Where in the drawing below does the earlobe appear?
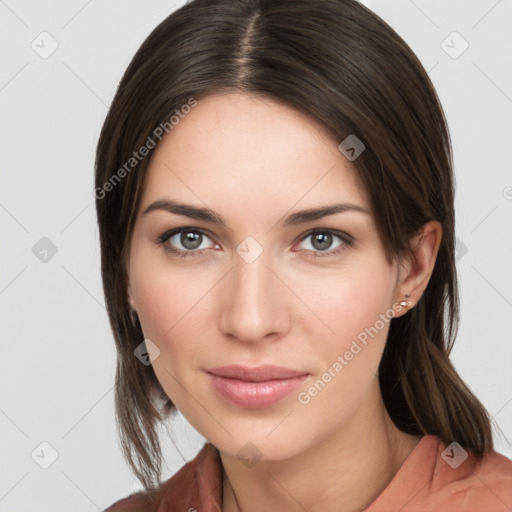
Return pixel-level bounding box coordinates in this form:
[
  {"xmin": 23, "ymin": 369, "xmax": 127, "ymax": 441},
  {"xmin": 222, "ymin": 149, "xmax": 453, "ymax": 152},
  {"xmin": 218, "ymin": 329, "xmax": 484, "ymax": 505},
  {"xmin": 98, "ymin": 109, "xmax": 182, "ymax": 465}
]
[
  {"xmin": 398, "ymin": 293, "xmax": 412, "ymax": 308},
  {"xmin": 395, "ymin": 220, "xmax": 442, "ymax": 312}
]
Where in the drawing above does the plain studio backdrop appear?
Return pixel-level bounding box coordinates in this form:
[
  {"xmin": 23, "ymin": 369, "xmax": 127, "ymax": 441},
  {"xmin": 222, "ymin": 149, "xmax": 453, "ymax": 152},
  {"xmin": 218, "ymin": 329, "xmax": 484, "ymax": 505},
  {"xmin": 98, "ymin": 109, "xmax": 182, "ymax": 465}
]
[{"xmin": 0, "ymin": 0, "xmax": 511, "ymax": 510}]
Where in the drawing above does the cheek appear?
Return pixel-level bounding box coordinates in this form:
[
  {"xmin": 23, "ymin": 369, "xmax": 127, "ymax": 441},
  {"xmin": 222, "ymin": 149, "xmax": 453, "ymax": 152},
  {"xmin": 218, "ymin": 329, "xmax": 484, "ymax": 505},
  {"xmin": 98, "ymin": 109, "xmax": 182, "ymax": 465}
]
[
  {"xmin": 294, "ymin": 260, "xmax": 396, "ymax": 354},
  {"xmin": 292, "ymin": 265, "xmax": 395, "ymax": 422},
  {"xmin": 130, "ymin": 262, "xmax": 210, "ymax": 413},
  {"xmin": 130, "ymin": 255, "xmax": 215, "ymax": 362}
]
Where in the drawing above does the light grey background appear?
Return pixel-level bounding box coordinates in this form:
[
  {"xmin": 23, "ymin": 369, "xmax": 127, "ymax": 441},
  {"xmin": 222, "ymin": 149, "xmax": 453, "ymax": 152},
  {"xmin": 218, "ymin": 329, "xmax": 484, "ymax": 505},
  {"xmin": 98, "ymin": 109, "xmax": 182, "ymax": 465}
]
[{"xmin": 1, "ymin": 0, "xmax": 511, "ymax": 510}]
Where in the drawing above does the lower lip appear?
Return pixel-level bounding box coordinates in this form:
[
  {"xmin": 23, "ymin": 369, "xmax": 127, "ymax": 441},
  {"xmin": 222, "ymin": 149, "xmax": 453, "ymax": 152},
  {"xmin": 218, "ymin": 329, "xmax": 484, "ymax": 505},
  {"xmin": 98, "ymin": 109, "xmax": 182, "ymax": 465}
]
[{"xmin": 207, "ymin": 373, "xmax": 308, "ymax": 409}]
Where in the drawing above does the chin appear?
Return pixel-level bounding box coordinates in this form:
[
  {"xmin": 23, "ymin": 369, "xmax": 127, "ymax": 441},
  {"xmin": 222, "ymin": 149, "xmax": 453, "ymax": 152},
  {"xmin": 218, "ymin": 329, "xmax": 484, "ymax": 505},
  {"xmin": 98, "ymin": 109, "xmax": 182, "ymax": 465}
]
[{"xmin": 200, "ymin": 419, "xmax": 317, "ymax": 463}]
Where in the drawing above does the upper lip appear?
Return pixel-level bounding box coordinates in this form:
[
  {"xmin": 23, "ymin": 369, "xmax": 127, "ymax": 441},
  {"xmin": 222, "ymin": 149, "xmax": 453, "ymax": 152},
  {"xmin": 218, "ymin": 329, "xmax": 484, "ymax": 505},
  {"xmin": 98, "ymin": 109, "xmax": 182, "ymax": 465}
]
[{"xmin": 206, "ymin": 364, "xmax": 309, "ymax": 382}]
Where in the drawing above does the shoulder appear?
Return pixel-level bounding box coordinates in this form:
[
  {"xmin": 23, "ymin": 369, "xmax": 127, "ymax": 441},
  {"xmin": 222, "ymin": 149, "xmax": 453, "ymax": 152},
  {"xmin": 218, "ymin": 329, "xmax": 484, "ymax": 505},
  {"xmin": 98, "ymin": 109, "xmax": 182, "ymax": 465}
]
[
  {"xmin": 432, "ymin": 446, "xmax": 512, "ymax": 511},
  {"xmin": 366, "ymin": 435, "xmax": 512, "ymax": 512},
  {"xmin": 412, "ymin": 436, "xmax": 512, "ymax": 511},
  {"xmin": 103, "ymin": 489, "xmax": 161, "ymax": 512},
  {"xmin": 103, "ymin": 442, "xmax": 222, "ymax": 512}
]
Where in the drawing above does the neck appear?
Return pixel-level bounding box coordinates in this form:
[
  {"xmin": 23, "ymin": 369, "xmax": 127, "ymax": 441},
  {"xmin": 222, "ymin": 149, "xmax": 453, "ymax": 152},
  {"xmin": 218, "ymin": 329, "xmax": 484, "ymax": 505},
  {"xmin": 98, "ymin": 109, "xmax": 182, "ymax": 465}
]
[{"xmin": 220, "ymin": 382, "xmax": 421, "ymax": 512}]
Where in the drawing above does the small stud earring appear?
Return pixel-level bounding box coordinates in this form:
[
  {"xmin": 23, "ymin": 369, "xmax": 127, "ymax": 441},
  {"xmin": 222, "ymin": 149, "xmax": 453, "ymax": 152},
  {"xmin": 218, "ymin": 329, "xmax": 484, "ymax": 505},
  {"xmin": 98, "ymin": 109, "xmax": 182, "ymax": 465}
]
[{"xmin": 398, "ymin": 293, "xmax": 412, "ymax": 307}]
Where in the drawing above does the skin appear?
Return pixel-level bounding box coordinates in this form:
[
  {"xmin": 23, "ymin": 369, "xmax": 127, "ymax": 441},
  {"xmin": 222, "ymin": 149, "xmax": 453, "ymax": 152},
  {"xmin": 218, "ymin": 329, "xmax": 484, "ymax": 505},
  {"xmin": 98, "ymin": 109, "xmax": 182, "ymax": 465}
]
[{"xmin": 127, "ymin": 92, "xmax": 442, "ymax": 512}]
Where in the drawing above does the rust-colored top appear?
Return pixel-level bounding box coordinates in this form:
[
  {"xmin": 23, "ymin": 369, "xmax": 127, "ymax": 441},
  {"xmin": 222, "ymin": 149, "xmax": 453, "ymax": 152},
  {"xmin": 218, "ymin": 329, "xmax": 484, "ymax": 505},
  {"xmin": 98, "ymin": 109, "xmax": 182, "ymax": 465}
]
[{"xmin": 104, "ymin": 434, "xmax": 512, "ymax": 512}]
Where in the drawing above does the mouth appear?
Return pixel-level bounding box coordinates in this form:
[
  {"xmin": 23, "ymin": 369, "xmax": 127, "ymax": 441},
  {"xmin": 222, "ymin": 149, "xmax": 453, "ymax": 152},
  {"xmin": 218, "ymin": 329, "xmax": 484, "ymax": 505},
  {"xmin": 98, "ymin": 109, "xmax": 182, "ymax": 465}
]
[{"xmin": 205, "ymin": 364, "xmax": 309, "ymax": 409}]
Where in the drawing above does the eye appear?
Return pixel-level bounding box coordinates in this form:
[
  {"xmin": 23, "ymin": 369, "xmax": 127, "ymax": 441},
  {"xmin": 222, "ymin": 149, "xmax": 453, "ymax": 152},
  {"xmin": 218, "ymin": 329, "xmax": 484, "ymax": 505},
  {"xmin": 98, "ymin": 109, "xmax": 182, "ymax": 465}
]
[
  {"xmin": 157, "ymin": 227, "xmax": 218, "ymax": 258},
  {"xmin": 156, "ymin": 227, "xmax": 353, "ymax": 259},
  {"xmin": 294, "ymin": 229, "xmax": 353, "ymax": 257}
]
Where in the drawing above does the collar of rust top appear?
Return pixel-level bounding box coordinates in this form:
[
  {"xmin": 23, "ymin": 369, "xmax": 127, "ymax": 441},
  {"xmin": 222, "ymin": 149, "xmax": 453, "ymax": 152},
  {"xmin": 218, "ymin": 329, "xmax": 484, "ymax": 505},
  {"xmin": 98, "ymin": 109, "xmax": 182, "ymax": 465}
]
[{"xmin": 157, "ymin": 442, "xmax": 223, "ymax": 512}]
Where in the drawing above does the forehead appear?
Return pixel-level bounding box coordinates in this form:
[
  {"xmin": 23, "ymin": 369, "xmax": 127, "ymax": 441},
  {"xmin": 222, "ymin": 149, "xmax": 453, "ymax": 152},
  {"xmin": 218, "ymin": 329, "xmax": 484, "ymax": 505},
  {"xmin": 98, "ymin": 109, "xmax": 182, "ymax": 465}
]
[{"xmin": 138, "ymin": 92, "xmax": 369, "ymax": 222}]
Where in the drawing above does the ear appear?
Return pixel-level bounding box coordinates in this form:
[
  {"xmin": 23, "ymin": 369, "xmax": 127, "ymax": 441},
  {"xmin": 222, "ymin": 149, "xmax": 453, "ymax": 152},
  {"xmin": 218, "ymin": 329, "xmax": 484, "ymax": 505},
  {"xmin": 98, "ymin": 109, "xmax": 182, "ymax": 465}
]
[{"xmin": 394, "ymin": 220, "xmax": 442, "ymax": 317}]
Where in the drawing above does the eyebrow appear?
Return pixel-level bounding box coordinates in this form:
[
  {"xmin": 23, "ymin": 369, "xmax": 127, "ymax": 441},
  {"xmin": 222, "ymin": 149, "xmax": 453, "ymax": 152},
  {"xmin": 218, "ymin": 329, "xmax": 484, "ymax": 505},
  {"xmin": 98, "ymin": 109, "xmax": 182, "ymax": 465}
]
[{"xmin": 142, "ymin": 199, "xmax": 370, "ymax": 227}]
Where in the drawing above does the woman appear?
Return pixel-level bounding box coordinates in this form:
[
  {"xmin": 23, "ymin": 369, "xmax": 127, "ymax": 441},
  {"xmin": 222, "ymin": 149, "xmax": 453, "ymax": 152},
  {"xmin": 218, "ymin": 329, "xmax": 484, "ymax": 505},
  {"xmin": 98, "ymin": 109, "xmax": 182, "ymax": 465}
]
[{"xmin": 95, "ymin": 0, "xmax": 512, "ymax": 510}]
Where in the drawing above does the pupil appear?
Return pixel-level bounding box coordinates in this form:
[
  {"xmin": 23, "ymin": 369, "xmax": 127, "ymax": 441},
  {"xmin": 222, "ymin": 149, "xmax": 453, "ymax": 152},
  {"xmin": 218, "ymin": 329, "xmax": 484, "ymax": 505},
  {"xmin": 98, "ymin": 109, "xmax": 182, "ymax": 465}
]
[
  {"xmin": 312, "ymin": 232, "xmax": 332, "ymax": 251},
  {"xmin": 181, "ymin": 231, "xmax": 202, "ymax": 250}
]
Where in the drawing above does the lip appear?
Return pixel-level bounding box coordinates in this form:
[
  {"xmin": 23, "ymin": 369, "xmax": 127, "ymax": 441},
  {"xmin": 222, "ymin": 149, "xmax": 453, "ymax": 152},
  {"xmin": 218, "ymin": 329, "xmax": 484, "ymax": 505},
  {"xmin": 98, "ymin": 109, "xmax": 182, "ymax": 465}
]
[{"xmin": 206, "ymin": 364, "xmax": 309, "ymax": 409}]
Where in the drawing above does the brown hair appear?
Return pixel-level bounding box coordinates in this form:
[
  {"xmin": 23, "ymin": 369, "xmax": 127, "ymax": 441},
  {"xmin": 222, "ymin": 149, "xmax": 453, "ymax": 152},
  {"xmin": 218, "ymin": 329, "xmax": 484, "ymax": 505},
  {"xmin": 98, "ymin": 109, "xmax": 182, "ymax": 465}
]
[{"xmin": 95, "ymin": 0, "xmax": 496, "ymax": 492}]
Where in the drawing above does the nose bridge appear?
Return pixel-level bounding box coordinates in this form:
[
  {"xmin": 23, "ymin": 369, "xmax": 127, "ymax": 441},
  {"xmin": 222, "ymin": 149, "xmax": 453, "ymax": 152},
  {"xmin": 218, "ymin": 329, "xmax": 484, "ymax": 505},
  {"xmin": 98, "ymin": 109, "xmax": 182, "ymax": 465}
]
[{"xmin": 219, "ymin": 243, "xmax": 287, "ymax": 342}]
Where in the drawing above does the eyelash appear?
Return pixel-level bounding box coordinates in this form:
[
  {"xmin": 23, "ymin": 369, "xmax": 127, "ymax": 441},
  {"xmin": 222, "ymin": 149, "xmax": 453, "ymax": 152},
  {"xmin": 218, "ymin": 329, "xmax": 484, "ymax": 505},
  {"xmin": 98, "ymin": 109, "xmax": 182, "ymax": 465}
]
[{"xmin": 156, "ymin": 227, "xmax": 354, "ymax": 259}]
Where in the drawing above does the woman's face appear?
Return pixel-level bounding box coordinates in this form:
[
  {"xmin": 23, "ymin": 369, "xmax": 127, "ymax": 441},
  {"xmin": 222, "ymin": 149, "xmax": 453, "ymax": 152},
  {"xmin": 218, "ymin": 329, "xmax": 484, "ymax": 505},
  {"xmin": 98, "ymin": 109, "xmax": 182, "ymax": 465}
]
[{"xmin": 127, "ymin": 92, "xmax": 404, "ymax": 460}]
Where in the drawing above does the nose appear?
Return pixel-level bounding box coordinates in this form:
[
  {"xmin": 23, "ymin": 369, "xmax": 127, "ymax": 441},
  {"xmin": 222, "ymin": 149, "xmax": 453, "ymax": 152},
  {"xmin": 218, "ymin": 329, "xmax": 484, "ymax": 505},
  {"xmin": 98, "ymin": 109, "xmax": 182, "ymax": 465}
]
[{"xmin": 218, "ymin": 247, "xmax": 291, "ymax": 344}]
